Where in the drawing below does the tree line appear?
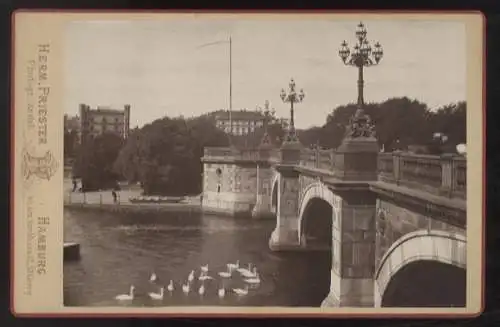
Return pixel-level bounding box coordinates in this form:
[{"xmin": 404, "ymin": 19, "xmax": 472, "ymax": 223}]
[{"xmin": 65, "ymin": 96, "xmax": 466, "ymax": 195}]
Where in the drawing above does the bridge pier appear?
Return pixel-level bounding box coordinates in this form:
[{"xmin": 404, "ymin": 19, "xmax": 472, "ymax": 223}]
[
  {"xmin": 252, "ymin": 194, "xmax": 274, "ymax": 219},
  {"xmin": 321, "ymin": 190, "xmax": 378, "ymax": 307},
  {"xmin": 269, "ymin": 168, "xmax": 306, "ymax": 250},
  {"xmin": 319, "ymin": 130, "xmax": 380, "ymax": 307},
  {"xmin": 269, "ymin": 142, "xmax": 306, "ymax": 251},
  {"xmin": 251, "ymin": 160, "xmax": 275, "ymax": 220}
]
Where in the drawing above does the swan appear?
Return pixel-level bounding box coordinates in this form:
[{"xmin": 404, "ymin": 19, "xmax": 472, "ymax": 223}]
[
  {"xmin": 115, "ymin": 285, "xmax": 135, "ymax": 301},
  {"xmin": 201, "ymin": 264, "xmax": 208, "ymax": 273},
  {"xmin": 167, "ymin": 280, "xmax": 174, "ymax": 292},
  {"xmin": 148, "ymin": 286, "xmax": 164, "ymax": 300},
  {"xmin": 227, "ymin": 260, "xmax": 239, "ymax": 271},
  {"xmin": 218, "ymin": 287, "xmax": 225, "ymax": 298},
  {"xmin": 188, "ymin": 270, "xmax": 195, "ymax": 282},
  {"xmin": 182, "ymin": 282, "xmax": 190, "ymax": 294},
  {"xmin": 232, "ymin": 285, "xmax": 249, "ymax": 296},
  {"xmin": 218, "ymin": 267, "xmax": 232, "ymax": 278},
  {"xmin": 149, "ymin": 272, "xmax": 157, "ymax": 282},
  {"xmin": 198, "ymin": 283, "xmax": 205, "ymax": 295},
  {"xmin": 241, "ymin": 267, "xmax": 258, "ymax": 279},
  {"xmin": 237, "ymin": 263, "xmax": 253, "ymax": 275},
  {"xmin": 244, "ymin": 274, "xmax": 261, "ymax": 284},
  {"xmin": 199, "ymin": 274, "xmax": 214, "ymax": 281}
]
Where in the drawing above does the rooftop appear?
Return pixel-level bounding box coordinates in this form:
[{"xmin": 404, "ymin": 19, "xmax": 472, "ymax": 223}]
[
  {"xmin": 88, "ymin": 107, "xmax": 126, "ymax": 115},
  {"xmin": 213, "ymin": 109, "xmax": 266, "ymax": 121}
]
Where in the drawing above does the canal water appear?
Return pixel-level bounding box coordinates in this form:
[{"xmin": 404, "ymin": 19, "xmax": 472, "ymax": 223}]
[{"xmin": 63, "ymin": 209, "xmax": 332, "ymax": 307}]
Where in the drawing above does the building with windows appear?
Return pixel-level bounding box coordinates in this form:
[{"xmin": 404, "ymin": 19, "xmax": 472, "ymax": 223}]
[
  {"xmin": 64, "ymin": 114, "xmax": 81, "ymax": 140},
  {"xmin": 79, "ymin": 103, "xmax": 131, "ymax": 142},
  {"xmin": 213, "ymin": 109, "xmax": 267, "ymax": 136}
]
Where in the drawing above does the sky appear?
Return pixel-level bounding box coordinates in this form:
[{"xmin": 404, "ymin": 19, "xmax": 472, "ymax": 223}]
[{"xmin": 64, "ymin": 16, "xmax": 466, "ymax": 129}]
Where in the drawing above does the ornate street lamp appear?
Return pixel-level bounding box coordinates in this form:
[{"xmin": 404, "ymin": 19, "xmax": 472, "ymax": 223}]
[
  {"xmin": 258, "ymin": 100, "xmax": 274, "ymax": 146},
  {"xmin": 280, "ymin": 78, "xmax": 305, "ymax": 143},
  {"xmin": 339, "ymin": 22, "xmax": 383, "ymax": 138}
]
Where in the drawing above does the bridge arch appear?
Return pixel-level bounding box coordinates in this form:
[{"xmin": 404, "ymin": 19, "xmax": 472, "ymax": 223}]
[
  {"xmin": 270, "ymin": 172, "xmax": 279, "ymax": 214},
  {"xmin": 296, "ymin": 182, "xmax": 339, "ymax": 303},
  {"xmin": 297, "ymin": 182, "xmax": 338, "ymax": 245},
  {"xmin": 375, "ymin": 230, "xmax": 467, "ymax": 307}
]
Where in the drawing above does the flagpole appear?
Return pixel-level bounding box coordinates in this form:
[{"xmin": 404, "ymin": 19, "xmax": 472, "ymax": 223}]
[
  {"xmin": 229, "ymin": 36, "xmax": 233, "ymax": 143},
  {"xmin": 195, "ymin": 37, "xmax": 233, "ymax": 146}
]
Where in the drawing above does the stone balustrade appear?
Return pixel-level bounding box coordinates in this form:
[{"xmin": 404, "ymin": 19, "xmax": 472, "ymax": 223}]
[
  {"xmin": 300, "ymin": 148, "xmax": 336, "ymax": 171},
  {"xmin": 203, "ymin": 146, "xmax": 466, "ymax": 199},
  {"xmin": 378, "ymin": 151, "xmax": 466, "ymax": 199}
]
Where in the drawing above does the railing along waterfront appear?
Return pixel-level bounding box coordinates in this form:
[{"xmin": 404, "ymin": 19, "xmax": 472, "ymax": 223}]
[{"xmin": 378, "ymin": 152, "xmax": 466, "ymax": 199}]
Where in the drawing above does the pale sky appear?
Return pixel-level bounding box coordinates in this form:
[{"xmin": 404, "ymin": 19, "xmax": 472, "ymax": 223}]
[{"xmin": 64, "ymin": 17, "xmax": 466, "ymax": 129}]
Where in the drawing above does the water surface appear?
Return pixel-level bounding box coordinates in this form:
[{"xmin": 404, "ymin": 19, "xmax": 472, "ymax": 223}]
[{"xmin": 63, "ymin": 209, "xmax": 332, "ymax": 307}]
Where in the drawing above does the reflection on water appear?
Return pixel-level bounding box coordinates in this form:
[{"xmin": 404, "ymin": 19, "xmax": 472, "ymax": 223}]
[{"xmin": 64, "ymin": 209, "xmax": 331, "ymax": 307}]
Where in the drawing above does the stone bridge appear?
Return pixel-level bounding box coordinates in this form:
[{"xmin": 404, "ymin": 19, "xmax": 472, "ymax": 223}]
[{"xmin": 201, "ymin": 135, "xmax": 466, "ymax": 308}]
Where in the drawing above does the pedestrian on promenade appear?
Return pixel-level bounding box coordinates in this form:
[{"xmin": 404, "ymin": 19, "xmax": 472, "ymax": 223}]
[{"xmin": 112, "ymin": 190, "xmax": 118, "ymax": 204}]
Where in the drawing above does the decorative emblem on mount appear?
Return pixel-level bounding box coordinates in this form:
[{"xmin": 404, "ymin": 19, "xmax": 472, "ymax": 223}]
[
  {"xmin": 22, "ymin": 149, "xmax": 59, "ymax": 181},
  {"xmin": 345, "ymin": 108, "xmax": 376, "ymax": 138}
]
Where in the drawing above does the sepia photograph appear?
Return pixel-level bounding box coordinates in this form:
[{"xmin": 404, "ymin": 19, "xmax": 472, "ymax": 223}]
[{"xmin": 13, "ymin": 12, "xmax": 483, "ymax": 316}]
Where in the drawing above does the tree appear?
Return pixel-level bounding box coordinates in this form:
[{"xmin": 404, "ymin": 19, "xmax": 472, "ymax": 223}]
[
  {"xmin": 310, "ymin": 97, "xmax": 465, "ymax": 153},
  {"xmin": 113, "ymin": 115, "xmax": 229, "ymax": 196},
  {"xmin": 64, "ymin": 129, "xmax": 79, "ymax": 159},
  {"xmin": 427, "ymin": 101, "xmax": 466, "ymax": 145},
  {"xmin": 73, "ymin": 133, "xmax": 124, "ymax": 191}
]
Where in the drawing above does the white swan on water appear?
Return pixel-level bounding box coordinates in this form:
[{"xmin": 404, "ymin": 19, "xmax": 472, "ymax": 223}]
[
  {"xmin": 244, "ymin": 274, "xmax": 261, "ymax": 284},
  {"xmin": 198, "ymin": 283, "xmax": 205, "ymax": 295},
  {"xmin": 182, "ymin": 282, "xmax": 190, "ymax": 294},
  {"xmin": 188, "ymin": 270, "xmax": 195, "ymax": 282},
  {"xmin": 237, "ymin": 263, "xmax": 253, "ymax": 275},
  {"xmin": 149, "ymin": 272, "xmax": 157, "ymax": 282},
  {"xmin": 227, "ymin": 260, "xmax": 239, "ymax": 271},
  {"xmin": 200, "ymin": 264, "xmax": 208, "ymax": 273},
  {"xmin": 232, "ymin": 285, "xmax": 249, "ymax": 296},
  {"xmin": 241, "ymin": 267, "xmax": 258, "ymax": 279},
  {"xmin": 115, "ymin": 285, "xmax": 135, "ymax": 301},
  {"xmin": 199, "ymin": 274, "xmax": 214, "ymax": 281},
  {"xmin": 148, "ymin": 286, "xmax": 164, "ymax": 300},
  {"xmin": 167, "ymin": 280, "xmax": 174, "ymax": 292},
  {"xmin": 218, "ymin": 267, "xmax": 232, "ymax": 278}
]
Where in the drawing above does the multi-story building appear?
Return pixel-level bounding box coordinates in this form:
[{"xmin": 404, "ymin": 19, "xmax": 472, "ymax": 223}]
[
  {"xmin": 213, "ymin": 109, "xmax": 267, "ymax": 136},
  {"xmin": 79, "ymin": 103, "xmax": 131, "ymax": 142},
  {"xmin": 63, "ymin": 114, "xmax": 81, "ymax": 163},
  {"xmin": 64, "ymin": 114, "xmax": 80, "ymax": 132},
  {"xmin": 64, "ymin": 114, "xmax": 81, "ymax": 141}
]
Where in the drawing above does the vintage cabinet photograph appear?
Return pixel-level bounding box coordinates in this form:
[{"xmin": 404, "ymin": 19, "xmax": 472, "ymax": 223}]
[{"xmin": 12, "ymin": 11, "xmax": 484, "ymax": 316}]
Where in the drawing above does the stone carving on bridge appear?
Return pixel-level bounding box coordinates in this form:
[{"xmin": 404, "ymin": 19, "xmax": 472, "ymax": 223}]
[{"xmin": 345, "ymin": 108, "xmax": 376, "ymax": 138}]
